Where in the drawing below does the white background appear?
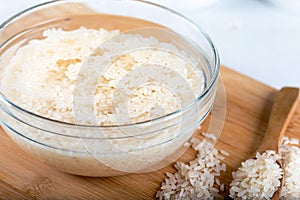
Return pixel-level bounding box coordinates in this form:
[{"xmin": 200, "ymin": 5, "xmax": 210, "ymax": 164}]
[{"xmin": 0, "ymin": 0, "xmax": 299, "ymax": 89}]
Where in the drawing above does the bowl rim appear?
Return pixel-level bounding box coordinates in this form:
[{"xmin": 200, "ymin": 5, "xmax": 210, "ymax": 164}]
[{"xmin": 0, "ymin": 0, "xmax": 220, "ymax": 128}]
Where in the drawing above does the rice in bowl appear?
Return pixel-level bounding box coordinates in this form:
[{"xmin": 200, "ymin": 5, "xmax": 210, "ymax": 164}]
[{"xmin": 0, "ymin": 26, "xmax": 217, "ymax": 176}]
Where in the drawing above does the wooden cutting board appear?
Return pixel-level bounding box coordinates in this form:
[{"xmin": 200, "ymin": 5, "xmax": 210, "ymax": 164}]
[
  {"xmin": 0, "ymin": 2, "xmax": 299, "ymax": 199},
  {"xmin": 0, "ymin": 67, "xmax": 299, "ymax": 200}
]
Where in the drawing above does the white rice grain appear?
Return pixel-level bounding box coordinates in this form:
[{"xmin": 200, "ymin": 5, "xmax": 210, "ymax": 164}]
[
  {"xmin": 229, "ymin": 150, "xmax": 283, "ymax": 200},
  {"xmin": 157, "ymin": 135, "xmax": 228, "ymax": 200},
  {"xmin": 220, "ymin": 184, "xmax": 225, "ymax": 192},
  {"xmin": 279, "ymin": 136, "xmax": 300, "ymax": 199},
  {"xmin": 220, "ymin": 150, "xmax": 230, "ymax": 157},
  {"xmin": 202, "ymin": 132, "xmax": 217, "ymax": 141}
]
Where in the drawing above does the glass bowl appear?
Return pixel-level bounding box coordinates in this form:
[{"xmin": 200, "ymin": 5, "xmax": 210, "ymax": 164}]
[{"xmin": 0, "ymin": 0, "xmax": 220, "ymax": 177}]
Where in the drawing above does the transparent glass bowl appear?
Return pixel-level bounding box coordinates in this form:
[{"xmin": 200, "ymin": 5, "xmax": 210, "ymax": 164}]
[{"xmin": 0, "ymin": 0, "xmax": 220, "ymax": 177}]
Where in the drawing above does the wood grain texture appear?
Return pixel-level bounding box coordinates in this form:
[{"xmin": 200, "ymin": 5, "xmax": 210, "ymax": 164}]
[
  {"xmin": 0, "ymin": 66, "xmax": 299, "ymax": 199},
  {"xmin": 256, "ymin": 87, "xmax": 299, "ymax": 154}
]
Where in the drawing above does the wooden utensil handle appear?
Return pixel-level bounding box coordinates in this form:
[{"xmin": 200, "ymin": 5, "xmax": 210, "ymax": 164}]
[{"xmin": 256, "ymin": 87, "xmax": 299, "ymax": 153}]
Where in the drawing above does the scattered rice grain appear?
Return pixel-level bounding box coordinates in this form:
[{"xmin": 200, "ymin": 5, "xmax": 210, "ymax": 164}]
[
  {"xmin": 201, "ymin": 132, "xmax": 217, "ymax": 141},
  {"xmin": 220, "ymin": 150, "xmax": 230, "ymax": 157},
  {"xmin": 157, "ymin": 135, "xmax": 228, "ymax": 200}
]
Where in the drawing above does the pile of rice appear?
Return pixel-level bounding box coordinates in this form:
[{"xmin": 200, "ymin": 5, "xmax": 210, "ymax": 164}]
[
  {"xmin": 229, "ymin": 136, "xmax": 300, "ymax": 200},
  {"xmin": 280, "ymin": 136, "xmax": 300, "ymax": 199},
  {"xmin": 229, "ymin": 150, "xmax": 283, "ymax": 199},
  {"xmin": 0, "ymin": 27, "xmax": 204, "ymax": 125},
  {"xmin": 0, "ymin": 27, "xmax": 208, "ymax": 175},
  {"xmin": 156, "ymin": 133, "xmax": 228, "ymax": 200}
]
